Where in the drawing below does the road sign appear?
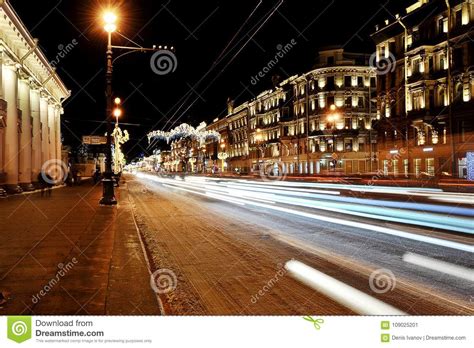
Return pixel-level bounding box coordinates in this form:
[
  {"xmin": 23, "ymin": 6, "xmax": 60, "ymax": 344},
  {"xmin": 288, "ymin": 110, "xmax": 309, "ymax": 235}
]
[{"xmin": 82, "ymin": 135, "xmax": 107, "ymax": 145}]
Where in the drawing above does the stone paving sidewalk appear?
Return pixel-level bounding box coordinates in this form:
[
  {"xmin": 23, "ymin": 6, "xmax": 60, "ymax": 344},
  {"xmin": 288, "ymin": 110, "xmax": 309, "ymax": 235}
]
[{"xmin": 0, "ymin": 180, "xmax": 161, "ymax": 315}]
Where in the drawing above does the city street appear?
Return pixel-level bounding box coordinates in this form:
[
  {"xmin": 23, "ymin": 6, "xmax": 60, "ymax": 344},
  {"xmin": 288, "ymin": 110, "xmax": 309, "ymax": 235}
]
[{"xmin": 127, "ymin": 173, "xmax": 474, "ymax": 315}]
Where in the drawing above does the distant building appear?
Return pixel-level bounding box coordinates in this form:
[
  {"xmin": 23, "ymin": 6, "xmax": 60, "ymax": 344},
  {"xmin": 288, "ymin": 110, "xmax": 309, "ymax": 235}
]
[
  {"xmin": 294, "ymin": 48, "xmax": 377, "ymax": 175},
  {"xmin": 372, "ymin": 0, "xmax": 474, "ymax": 178},
  {"xmin": 206, "ymin": 48, "xmax": 377, "ymax": 176},
  {"xmin": 0, "ymin": 0, "xmax": 70, "ymax": 193}
]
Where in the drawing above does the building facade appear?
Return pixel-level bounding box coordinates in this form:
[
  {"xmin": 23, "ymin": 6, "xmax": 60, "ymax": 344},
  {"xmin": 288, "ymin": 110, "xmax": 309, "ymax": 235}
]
[
  {"xmin": 0, "ymin": 0, "xmax": 70, "ymax": 193},
  {"xmin": 206, "ymin": 48, "xmax": 377, "ymax": 176},
  {"xmin": 372, "ymin": 0, "xmax": 474, "ymax": 178}
]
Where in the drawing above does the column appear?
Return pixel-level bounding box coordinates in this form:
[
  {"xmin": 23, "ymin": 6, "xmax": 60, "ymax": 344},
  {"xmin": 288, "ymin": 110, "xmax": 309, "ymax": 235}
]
[
  {"xmin": 55, "ymin": 107, "xmax": 61, "ymax": 162},
  {"xmin": 30, "ymin": 87, "xmax": 42, "ymax": 182},
  {"xmin": 18, "ymin": 77, "xmax": 34, "ymax": 190},
  {"xmin": 0, "ymin": 47, "xmax": 4, "ymax": 100},
  {"xmin": 3, "ymin": 65, "xmax": 21, "ymax": 193},
  {"xmin": 40, "ymin": 94, "xmax": 49, "ymax": 165},
  {"xmin": 47, "ymin": 103, "xmax": 56, "ymax": 161},
  {"xmin": 0, "ymin": 49, "xmax": 6, "ymax": 195}
]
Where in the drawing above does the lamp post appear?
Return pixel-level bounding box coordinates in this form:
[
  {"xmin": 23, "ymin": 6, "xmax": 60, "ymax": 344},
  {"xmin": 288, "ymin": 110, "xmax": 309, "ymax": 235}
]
[
  {"xmin": 100, "ymin": 11, "xmax": 118, "ymax": 205},
  {"xmin": 99, "ymin": 10, "xmax": 172, "ymax": 205},
  {"xmin": 201, "ymin": 146, "xmax": 207, "ymax": 173},
  {"xmin": 218, "ymin": 141, "xmax": 228, "ymax": 173}
]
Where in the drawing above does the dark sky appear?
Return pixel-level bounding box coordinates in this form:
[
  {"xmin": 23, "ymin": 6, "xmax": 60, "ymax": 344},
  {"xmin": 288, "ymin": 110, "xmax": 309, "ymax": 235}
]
[{"xmin": 11, "ymin": 0, "xmax": 411, "ymax": 160}]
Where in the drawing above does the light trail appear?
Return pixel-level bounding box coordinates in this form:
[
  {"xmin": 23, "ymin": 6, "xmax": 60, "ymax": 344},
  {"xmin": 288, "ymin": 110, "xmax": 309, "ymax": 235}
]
[
  {"xmin": 136, "ymin": 173, "xmax": 474, "ymax": 253},
  {"xmin": 285, "ymin": 260, "xmax": 406, "ymax": 315},
  {"xmin": 142, "ymin": 174, "xmax": 473, "ymax": 233},
  {"xmin": 402, "ymin": 253, "xmax": 474, "ymax": 282}
]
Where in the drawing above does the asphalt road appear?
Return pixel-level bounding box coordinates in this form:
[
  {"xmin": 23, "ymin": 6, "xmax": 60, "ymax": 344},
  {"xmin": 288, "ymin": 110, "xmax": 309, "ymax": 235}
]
[{"xmin": 126, "ymin": 172, "xmax": 474, "ymax": 315}]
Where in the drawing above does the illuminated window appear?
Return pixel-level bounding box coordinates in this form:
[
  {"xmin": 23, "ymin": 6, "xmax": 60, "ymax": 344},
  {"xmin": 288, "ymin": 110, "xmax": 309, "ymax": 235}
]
[
  {"xmin": 417, "ymin": 130, "xmax": 426, "ymax": 145},
  {"xmin": 426, "ymin": 158, "xmax": 435, "ymax": 176},
  {"xmin": 438, "ymin": 17, "xmax": 448, "ymax": 33},
  {"xmin": 415, "ymin": 158, "xmax": 421, "ymax": 178},
  {"xmin": 432, "ymin": 130, "xmax": 439, "ymax": 144}
]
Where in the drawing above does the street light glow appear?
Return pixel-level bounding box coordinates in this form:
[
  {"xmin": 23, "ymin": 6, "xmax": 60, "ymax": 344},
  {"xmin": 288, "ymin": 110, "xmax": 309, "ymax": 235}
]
[
  {"xmin": 104, "ymin": 23, "xmax": 117, "ymax": 33},
  {"xmin": 114, "ymin": 97, "xmax": 121, "ymax": 105},
  {"xmin": 103, "ymin": 11, "xmax": 117, "ymax": 24},
  {"xmin": 113, "ymin": 108, "xmax": 122, "ymax": 118},
  {"xmin": 103, "ymin": 11, "xmax": 117, "ymax": 32}
]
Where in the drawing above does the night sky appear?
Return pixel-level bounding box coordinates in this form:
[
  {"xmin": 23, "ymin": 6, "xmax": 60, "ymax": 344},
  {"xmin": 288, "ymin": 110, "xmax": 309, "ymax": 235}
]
[{"xmin": 12, "ymin": 0, "xmax": 412, "ymax": 160}]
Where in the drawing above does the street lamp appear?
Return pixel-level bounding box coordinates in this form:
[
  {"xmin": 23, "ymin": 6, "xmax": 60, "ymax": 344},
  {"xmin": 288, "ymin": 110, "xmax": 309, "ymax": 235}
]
[
  {"xmin": 218, "ymin": 141, "xmax": 228, "ymax": 173},
  {"xmin": 99, "ymin": 10, "xmax": 118, "ymax": 205},
  {"xmin": 113, "ymin": 98, "xmax": 122, "ymax": 125},
  {"xmin": 99, "ymin": 9, "xmax": 172, "ymax": 205}
]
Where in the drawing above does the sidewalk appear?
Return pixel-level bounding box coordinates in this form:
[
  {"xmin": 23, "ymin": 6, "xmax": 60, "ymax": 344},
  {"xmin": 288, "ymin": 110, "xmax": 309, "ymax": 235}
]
[{"xmin": 0, "ymin": 180, "xmax": 161, "ymax": 315}]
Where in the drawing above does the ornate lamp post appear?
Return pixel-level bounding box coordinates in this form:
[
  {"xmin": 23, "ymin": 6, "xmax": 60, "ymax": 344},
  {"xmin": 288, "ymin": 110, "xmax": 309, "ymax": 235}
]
[
  {"xmin": 99, "ymin": 11, "xmax": 118, "ymax": 205},
  {"xmin": 189, "ymin": 158, "xmax": 196, "ymax": 172},
  {"xmin": 99, "ymin": 10, "xmax": 169, "ymax": 205},
  {"xmin": 218, "ymin": 141, "xmax": 228, "ymax": 173}
]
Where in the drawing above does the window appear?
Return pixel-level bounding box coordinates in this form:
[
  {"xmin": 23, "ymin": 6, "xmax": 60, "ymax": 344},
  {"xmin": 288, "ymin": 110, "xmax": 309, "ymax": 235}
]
[
  {"xmin": 327, "ymin": 96, "xmax": 334, "ymax": 107},
  {"xmin": 412, "ymin": 58, "xmax": 420, "ymax": 74},
  {"xmin": 426, "ymin": 158, "xmax": 435, "ymax": 176},
  {"xmin": 393, "ymin": 159, "xmax": 399, "ymax": 176},
  {"xmin": 438, "ymin": 17, "xmax": 448, "ymax": 33},
  {"xmin": 413, "ymin": 91, "xmax": 425, "ymax": 110},
  {"xmin": 345, "ymin": 96, "xmax": 352, "ymax": 107},
  {"xmin": 327, "ymin": 56, "xmax": 334, "ymax": 65},
  {"xmin": 327, "ymin": 76, "xmax": 335, "ymax": 90},
  {"xmin": 345, "ymin": 76, "xmax": 351, "ymax": 87},
  {"xmin": 415, "ymin": 158, "xmax": 422, "ymax": 178},
  {"xmin": 403, "ymin": 159, "xmax": 409, "ymax": 177},
  {"xmin": 455, "ymin": 9, "xmax": 462, "ymax": 27},
  {"xmin": 345, "ymin": 139, "xmax": 353, "ymax": 151}
]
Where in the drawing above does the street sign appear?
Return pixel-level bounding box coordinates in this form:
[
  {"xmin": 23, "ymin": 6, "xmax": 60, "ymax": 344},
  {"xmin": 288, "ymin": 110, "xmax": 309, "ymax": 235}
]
[{"xmin": 82, "ymin": 135, "xmax": 107, "ymax": 145}]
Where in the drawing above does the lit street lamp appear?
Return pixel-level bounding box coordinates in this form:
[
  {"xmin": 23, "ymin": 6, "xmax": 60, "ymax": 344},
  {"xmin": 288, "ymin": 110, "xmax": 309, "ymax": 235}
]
[
  {"xmin": 99, "ymin": 10, "xmax": 118, "ymax": 205},
  {"xmin": 99, "ymin": 10, "xmax": 172, "ymax": 205},
  {"xmin": 218, "ymin": 141, "xmax": 228, "ymax": 173}
]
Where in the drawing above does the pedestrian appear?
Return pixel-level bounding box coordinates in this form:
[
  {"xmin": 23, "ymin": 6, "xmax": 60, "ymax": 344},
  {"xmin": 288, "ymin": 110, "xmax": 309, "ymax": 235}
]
[
  {"xmin": 37, "ymin": 171, "xmax": 52, "ymax": 197},
  {"xmin": 93, "ymin": 168, "xmax": 101, "ymax": 184},
  {"xmin": 66, "ymin": 164, "xmax": 73, "ymax": 186}
]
